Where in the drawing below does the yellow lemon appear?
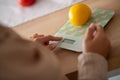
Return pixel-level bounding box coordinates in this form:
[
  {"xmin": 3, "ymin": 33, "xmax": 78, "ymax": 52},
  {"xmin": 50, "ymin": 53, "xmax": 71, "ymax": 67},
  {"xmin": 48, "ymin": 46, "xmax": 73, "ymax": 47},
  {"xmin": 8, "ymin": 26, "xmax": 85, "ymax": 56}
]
[{"xmin": 69, "ymin": 3, "xmax": 91, "ymax": 26}]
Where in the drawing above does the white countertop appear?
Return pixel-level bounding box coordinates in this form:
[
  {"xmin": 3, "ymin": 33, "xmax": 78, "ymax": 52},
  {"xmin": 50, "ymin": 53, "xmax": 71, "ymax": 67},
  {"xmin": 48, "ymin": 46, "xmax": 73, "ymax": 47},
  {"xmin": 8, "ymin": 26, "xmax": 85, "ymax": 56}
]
[{"xmin": 0, "ymin": 0, "xmax": 83, "ymax": 27}]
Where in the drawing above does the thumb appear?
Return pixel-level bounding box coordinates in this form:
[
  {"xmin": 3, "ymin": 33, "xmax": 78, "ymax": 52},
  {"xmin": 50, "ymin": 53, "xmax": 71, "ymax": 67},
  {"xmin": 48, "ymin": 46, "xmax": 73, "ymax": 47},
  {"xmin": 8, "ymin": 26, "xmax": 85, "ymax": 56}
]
[
  {"xmin": 94, "ymin": 25, "xmax": 105, "ymax": 39},
  {"xmin": 85, "ymin": 23, "xmax": 96, "ymax": 40}
]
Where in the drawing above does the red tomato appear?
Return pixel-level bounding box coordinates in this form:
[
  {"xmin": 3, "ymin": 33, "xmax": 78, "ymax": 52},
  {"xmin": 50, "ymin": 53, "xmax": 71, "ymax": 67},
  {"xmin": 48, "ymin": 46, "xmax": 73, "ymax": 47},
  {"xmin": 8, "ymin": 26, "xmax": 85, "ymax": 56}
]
[{"xmin": 18, "ymin": 0, "xmax": 36, "ymax": 7}]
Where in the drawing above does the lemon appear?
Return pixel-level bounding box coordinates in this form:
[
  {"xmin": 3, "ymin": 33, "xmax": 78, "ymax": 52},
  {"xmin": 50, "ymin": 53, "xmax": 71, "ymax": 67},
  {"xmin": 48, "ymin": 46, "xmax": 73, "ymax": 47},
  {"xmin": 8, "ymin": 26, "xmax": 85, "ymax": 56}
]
[{"xmin": 69, "ymin": 3, "xmax": 91, "ymax": 26}]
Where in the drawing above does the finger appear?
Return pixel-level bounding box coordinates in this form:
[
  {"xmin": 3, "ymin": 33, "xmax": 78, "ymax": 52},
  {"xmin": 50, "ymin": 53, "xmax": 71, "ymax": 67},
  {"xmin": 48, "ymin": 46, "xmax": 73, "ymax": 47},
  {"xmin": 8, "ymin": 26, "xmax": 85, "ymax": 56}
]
[
  {"xmin": 33, "ymin": 33, "xmax": 44, "ymax": 38},
  {"xmin": 37, "ymin": 35, "xmax": 44, "ymax": 38},
  {"xmin": 96, "ymin": 25, "xmax": 104, "ymax": 33},
  {"xmin": 47, "ymin": 43, "xmax": 57, "ymax": 50},
  {"xmin": 30, "ymin": 33, "xmax": 39, "ymax": 39},
  {"xmin": 85, "ymin": 23, "xmax": 96, "ymax": 40},
  {"xmin": 42, "ymin": 35, "xmax": 62, "ymax": 42},
  {"xmin": 33, "ymin": 33, "xmax": 39, "ymax": 38},
  {"xmin": 32, "ymin": 38, "xmax": 40, "ymax": 42},
  {"xmin": 30, "ymin": 33, "xmax": 38, "ymax": 40},
  {"xmin": 30, "ymin": 33, "xmax": 44, "ymax": 41},
  {"xmin": 94, "ymin": 25, "xmax": 105, "ymax": 39}
]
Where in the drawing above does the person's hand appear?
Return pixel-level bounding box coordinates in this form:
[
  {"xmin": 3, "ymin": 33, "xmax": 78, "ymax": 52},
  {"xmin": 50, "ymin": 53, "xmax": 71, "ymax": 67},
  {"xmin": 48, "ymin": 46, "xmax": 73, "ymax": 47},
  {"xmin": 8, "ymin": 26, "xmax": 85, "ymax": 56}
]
[
  {"xmin": 83, "ymin": 23, "xmax": 111, "ymax": 59},
  {"xmin": 30, "ymin": 33, "xmax": 62, "ymax": 50}
]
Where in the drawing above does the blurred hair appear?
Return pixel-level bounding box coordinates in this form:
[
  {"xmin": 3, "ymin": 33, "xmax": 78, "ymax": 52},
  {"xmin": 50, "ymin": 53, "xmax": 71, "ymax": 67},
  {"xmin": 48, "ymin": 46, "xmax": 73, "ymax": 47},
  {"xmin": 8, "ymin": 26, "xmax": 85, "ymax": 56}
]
[{"xmin": 0, "ymin": 24, "xmax": 21, "ymax": 44}]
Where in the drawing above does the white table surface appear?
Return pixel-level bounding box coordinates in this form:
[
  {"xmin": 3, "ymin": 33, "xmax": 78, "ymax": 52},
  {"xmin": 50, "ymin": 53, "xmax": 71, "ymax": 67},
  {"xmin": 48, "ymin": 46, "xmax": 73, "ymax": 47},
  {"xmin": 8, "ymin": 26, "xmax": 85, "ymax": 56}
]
[{"xmin": 0, "ymin": 0, "xmax": 83, "ymax": 27}]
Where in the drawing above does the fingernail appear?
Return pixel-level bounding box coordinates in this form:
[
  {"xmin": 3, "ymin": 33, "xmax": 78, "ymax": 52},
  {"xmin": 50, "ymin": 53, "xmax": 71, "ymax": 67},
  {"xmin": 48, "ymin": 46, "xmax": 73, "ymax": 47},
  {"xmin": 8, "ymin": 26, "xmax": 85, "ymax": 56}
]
[{"xmin": 89, "ymin": 23, "xmax": 96, "ymax": 29}]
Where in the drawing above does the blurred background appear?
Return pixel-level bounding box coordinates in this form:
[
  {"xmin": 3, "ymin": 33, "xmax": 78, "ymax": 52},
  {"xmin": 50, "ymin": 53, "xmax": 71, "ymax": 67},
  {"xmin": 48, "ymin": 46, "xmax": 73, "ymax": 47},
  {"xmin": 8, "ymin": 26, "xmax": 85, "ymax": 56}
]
[{"xmin": 0, "ymin": 0, "xmax": 83, "ymax": 27}]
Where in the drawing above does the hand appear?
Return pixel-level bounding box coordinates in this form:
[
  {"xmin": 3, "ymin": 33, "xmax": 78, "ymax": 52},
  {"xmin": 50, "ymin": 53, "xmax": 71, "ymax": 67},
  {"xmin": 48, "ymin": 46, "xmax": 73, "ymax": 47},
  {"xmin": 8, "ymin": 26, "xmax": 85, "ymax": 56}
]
[
  {"xmin": 83, "ymin": 23, "xmax": 111, "ymax": 59},
  {"xmin": 30, "ymin": 33, "xmax": 62, "ymax": 50}
]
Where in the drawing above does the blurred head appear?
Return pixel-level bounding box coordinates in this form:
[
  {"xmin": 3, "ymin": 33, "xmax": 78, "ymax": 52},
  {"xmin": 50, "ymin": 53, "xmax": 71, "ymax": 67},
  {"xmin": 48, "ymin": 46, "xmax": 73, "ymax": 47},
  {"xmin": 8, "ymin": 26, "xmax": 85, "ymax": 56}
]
[{"xmin": 0, "ymin": 24, "xmax": 61, "ymax": 80}]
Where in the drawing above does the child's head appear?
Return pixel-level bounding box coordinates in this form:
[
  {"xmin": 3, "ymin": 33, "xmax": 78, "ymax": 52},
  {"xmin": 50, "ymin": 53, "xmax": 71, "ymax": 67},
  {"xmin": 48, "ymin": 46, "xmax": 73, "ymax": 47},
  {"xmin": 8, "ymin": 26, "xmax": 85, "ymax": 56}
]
[{"xmin": 0, "ymin": 24, "xmax": 61, "ymax": 80}]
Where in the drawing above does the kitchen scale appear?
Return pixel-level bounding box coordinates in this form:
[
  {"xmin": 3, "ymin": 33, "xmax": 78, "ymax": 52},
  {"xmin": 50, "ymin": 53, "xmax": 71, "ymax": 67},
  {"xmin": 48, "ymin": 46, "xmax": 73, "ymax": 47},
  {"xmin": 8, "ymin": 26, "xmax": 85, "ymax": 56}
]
[{"xmin": 55, "ymin": 8, "xmax": 115, "ymax": 52}]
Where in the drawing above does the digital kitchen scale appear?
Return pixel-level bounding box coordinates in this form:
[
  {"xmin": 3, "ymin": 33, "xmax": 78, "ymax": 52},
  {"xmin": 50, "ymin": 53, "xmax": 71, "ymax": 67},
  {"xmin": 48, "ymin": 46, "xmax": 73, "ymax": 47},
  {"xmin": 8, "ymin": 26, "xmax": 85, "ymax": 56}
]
[{"xmin": 55, "ymin": 8, "xmax": 115, "ymax": 52}]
